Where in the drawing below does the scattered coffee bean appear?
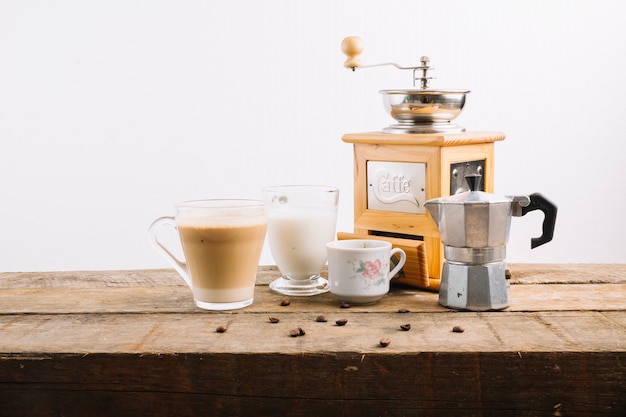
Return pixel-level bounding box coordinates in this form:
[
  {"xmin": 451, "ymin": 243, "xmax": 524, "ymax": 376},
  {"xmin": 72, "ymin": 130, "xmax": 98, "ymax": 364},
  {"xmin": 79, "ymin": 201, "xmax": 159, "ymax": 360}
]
[
  {"xmin": 379, "ymin": 338, "xmax": 391, "ymax": 347},
  {"xmin": 280, "ymin": 298, "xmax": 291, "ymax": 306},
  {"xmin": 216, "ymin": 325, "xmax": 228, "ymax": 333},
  {"xmin": 452, "ymin": 325, "xmax": 465, "ymax": 333},
  {"xmin": 340, "ymin": 302, "xmax": 351, "ymax": 309},
  {"xmin": 400, "ymin": 323, "xmax": 411, "ymax": 331},
  {"xmin": 315, "ymin": 315, "xmax": 328, "ymax": 322},
  {"xmin": 289, "ymin": 327, "xmax": 305, "ymax": 337},
  {"xmin": 268, "ymin": 317, "xmax": 280, "ymax": 323},
  {"xmin": 335, "ymin": 318, "xmax": 348, "ymax": 326},
  {"xmin": 397, "ymin": 308, "xmax": 410, "ymax": 313}
]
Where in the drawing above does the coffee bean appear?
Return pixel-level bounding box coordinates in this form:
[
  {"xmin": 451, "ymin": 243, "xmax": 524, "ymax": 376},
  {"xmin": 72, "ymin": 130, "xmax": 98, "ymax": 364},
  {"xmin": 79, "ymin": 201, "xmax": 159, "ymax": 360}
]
[
  {"xmin": 379, "ymin": 338, "xmax": 391, "ymax": 347},
  {"xmin": 340, "ymin": 302, "xmax": 351, "ymax": 309},
  {"xmin": 289, "ymin": 327, "xmax": 306, "ymax": 337},
  {"xmin": 335, "ymin": 319, "xmax": 348, "ymax": 326},
  {"xmin": 280, "ymin": 299, "xmax": 291, "ymax": 306},
  {"xmin": 315, "ymin": 315, "xmax": 328, "ymax": 322},
  {"xmin": 400, "ymin": 324, "xmax": 411, "ymax": 331},
  {"xmin": 268, "ymin": 317, "xmax": 280, "ymax": 323},
  {"xmin": 216, "ymin": 325, "xmax": 228, "ymax": 333},
  {"xmin": 452, "ymin": 325, "xmax": 465, "ymax": 333}
]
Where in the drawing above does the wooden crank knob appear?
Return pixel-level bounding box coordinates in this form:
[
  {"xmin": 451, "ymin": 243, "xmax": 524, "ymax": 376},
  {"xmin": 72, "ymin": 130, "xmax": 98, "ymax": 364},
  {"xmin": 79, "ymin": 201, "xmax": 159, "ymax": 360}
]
[{"xmin": 341, "ymin": 36, "xmax": 364, "ymax": 69}]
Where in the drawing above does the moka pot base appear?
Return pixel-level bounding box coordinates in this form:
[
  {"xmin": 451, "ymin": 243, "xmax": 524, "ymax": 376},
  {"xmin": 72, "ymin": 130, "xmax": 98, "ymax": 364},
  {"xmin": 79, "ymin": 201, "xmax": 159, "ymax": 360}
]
[{"xmin": 440, "ymin": 261, "xmax": 510, "ymax": 311}]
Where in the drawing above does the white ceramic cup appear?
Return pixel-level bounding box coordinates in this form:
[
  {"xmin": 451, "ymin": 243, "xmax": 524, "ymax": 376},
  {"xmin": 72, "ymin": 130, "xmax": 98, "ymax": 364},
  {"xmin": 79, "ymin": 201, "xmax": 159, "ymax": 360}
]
[{"xmin": 326, "ymin": 239, "xmax": 407, "ymax": 305}]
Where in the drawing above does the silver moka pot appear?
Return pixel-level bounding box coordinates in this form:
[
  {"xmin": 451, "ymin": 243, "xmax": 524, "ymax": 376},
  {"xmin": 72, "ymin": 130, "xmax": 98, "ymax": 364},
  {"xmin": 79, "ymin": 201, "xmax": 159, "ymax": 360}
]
[{"xmin": 424, "ymin": 174, "xmax": 557, "ymax": 311}]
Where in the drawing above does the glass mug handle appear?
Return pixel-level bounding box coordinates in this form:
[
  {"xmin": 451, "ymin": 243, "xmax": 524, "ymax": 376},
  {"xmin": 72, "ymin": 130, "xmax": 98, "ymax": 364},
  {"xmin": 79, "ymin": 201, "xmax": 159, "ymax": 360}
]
[
  {"xmin": 148, "ymin": 217, "xmax": 192, "ymax": 288},
  {"xmin": 389, "ymin": 248, "xmax": 407, "ymax": 279}
]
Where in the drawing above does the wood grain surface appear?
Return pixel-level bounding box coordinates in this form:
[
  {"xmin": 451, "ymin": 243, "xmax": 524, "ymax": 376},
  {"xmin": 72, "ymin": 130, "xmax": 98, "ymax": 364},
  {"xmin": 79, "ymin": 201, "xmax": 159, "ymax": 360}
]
[{"xmin": 1, "ymin": 264, "xmax": 625, "ymax": 416}]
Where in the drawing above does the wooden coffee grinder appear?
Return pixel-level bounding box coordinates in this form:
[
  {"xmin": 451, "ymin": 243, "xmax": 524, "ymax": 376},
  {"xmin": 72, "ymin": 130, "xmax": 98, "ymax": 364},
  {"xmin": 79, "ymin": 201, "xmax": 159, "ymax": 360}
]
[{"xmin": 338, "ymin": 36, "xmax": 505, "ymax": 291}]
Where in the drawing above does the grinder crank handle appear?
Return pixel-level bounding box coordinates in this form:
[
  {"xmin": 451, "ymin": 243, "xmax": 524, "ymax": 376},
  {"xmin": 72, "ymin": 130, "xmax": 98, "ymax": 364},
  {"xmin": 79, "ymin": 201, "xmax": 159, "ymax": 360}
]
[
  {"xmin": 341, "ymin": 36, "xmax": 364, "ymax": 69},
  {"xmin": 340, "ymin": 36, "xmax": 426, "ymax": 72},
  {"xmin": 521, "ymin": 193, "xmax": 558, "ymax": 249}
]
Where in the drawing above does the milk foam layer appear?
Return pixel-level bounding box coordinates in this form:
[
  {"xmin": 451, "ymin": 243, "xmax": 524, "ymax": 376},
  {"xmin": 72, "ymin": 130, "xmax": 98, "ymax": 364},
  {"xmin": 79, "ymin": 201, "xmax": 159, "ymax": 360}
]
[{"xmin": 176, "ymin": 211, "xmax": 267, "ymax": 227}]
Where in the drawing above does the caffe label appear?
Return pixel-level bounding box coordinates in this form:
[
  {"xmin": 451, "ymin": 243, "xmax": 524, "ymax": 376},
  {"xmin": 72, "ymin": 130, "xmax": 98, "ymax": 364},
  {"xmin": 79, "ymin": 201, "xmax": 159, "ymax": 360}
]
[{"xmin": 367, "ymin": 161, "xmax": 426, "ymax": 214}]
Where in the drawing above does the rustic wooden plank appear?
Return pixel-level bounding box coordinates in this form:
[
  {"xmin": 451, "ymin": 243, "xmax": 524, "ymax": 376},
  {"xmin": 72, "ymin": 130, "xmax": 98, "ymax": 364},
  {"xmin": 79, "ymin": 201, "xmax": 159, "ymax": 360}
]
[
  {"xmin": 0, "ymin": 284, "xmax": 440, "ymax": 314},
  {"xmin": 2, "ymin": 264, "xmax": 624, "ymax": 290},
  {"xmin": 2, "ymin": 265, "xmax": 626, "ymax": 416},
  {"xmin": 508, "ymin": 263, "xmax": 626, "ymax": 284},
  {"xmin": 2, "ymin": 278, "xmax": 626, "ymax": 314},
  {"xmin": 508, "ymin": 283, "xmax": 626, "ymax": 311},
  {"xmin": 1, "ymin": 351, "xmax": 624, "ymax": 417},
  {"xmin": 1, "ymin": 310, "xmax": 624, "ymax": 354},
  {"xmin": 0, "ymin": 266, "xmax": 281, "ymax": 289},
  {"xmin": 535, "ymin": 311, "xmax": 626, "ymax": 349}
]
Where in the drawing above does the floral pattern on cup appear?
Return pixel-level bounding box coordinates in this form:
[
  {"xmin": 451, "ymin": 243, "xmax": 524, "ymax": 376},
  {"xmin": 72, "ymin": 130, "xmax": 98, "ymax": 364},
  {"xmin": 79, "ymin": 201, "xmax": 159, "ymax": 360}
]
[{"xmin": 348, "ymin": 257, "xmax": 390, "ymax": 289}]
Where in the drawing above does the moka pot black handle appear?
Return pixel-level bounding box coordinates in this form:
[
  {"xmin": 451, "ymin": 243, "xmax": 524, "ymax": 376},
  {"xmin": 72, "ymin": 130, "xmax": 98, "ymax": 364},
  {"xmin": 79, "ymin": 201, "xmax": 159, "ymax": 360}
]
[{"xmin": 521, "ymin": 193, "xmax": 558, "ymax": 249}]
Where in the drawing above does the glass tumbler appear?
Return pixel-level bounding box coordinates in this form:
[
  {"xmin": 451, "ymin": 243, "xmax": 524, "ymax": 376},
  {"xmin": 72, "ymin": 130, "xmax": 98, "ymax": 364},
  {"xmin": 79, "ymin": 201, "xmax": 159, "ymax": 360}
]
[{"xmin": 262, "ymin": 185, "xmax": 339, "ymax": 296}]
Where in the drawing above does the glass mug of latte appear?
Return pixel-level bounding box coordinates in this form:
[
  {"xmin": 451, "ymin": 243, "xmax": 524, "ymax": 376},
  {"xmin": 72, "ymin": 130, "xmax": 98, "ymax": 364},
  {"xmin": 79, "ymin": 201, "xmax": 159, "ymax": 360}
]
[
  {"xmin": 262, "ymin": 185, "xmax": 339, "ymax": 296},
  {"xmin": 148, "ymin": 199, "xmax": 268, "ymax": 310}
]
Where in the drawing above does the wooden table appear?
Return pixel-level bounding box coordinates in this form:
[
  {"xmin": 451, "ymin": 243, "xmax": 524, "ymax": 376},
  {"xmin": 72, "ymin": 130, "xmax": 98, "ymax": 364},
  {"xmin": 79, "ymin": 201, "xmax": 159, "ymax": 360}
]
[{"xmin": 1, "ymin": 264, "xmax": 625, "ymax": 416}]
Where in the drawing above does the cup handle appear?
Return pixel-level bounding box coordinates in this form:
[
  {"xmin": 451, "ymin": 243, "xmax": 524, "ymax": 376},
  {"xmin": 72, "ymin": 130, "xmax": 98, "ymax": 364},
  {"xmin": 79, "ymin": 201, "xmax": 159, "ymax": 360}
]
[
  {"xmin": 148, "ymin": 216, "xmax": 192, "ymax": 288},
  {"xmin": 389, "ymin": 248, "xmax": 407, "ymax": 280}
]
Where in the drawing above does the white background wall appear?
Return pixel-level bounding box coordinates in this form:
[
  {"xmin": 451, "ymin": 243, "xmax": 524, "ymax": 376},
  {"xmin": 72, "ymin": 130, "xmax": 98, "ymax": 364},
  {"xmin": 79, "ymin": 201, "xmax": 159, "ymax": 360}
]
[{"xmin": 1, "ymin": 0, "xmax": 624, "ymax": 272}]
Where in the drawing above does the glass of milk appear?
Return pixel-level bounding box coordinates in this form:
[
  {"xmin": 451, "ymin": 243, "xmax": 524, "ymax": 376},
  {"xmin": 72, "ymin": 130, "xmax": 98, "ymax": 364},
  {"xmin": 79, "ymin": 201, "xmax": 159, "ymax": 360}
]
[{"xmin": 262, "ymin": 185, "xmax": 339, "ymax": 296}]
